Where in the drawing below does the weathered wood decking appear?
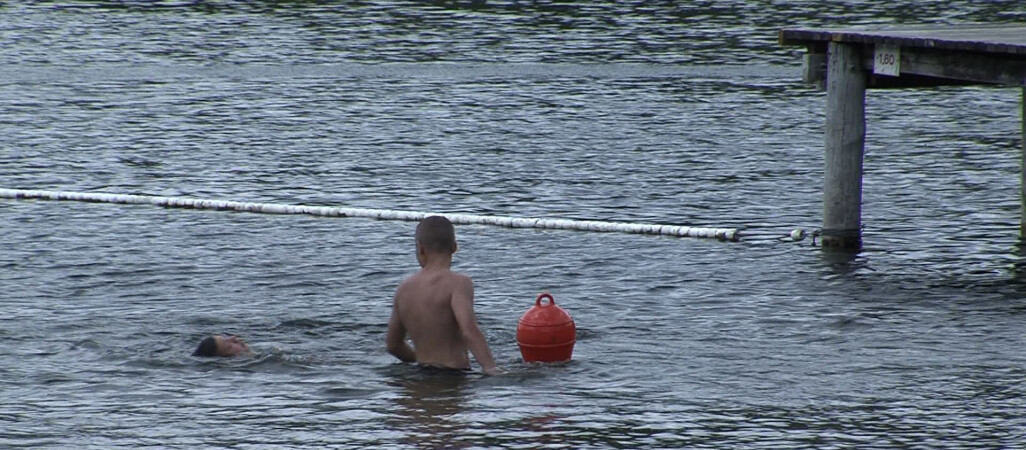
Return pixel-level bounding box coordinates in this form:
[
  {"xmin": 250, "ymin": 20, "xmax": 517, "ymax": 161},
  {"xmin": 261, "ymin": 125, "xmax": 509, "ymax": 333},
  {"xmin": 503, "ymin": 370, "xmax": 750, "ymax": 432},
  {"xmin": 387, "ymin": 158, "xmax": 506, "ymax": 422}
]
[
  {"xmin": 779, "ymin": 25, "xmax": 1026, "ymax": 250},
  {"xmin": 782, "ymin": 25, "xmax": 1026, "ymax": 54}
]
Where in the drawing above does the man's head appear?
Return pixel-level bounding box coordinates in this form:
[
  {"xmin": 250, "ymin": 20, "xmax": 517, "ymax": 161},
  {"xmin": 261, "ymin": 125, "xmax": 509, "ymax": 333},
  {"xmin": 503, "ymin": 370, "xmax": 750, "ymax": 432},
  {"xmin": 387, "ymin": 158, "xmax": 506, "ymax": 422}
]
[
  {"xmin": 193, "ymin": 334, "xmax": 251, "ymax": 357},
  {"xmin": 416, "ymin": 216, "xmax": 457, "ymax": 255}
]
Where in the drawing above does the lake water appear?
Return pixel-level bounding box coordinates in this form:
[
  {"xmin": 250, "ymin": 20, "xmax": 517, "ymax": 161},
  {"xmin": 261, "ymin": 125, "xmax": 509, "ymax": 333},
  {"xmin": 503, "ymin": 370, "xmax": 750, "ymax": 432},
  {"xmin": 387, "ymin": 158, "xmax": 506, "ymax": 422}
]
[{"xmin": 2, "ymin": 1, "xmax": 1026, "ymax": 448}]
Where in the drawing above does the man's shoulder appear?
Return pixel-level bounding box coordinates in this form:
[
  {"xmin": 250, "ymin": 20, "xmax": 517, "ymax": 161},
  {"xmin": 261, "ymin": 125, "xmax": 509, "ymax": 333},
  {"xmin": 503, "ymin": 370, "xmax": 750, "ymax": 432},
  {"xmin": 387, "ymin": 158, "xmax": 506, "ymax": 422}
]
[
  {"xmin": 396, "ymin": 269, "xmax": 471, "ymax": 290},
  {"xmin": 398, "ymin": 270, "xmax": 473, "ymax": 298},
  {"xmin": 412, "ymin": 268, "xmax": 472, "ymax": 280},
  {"xmin": 447, "ymin": 270, "xmax": 474, "ymax": 285}
]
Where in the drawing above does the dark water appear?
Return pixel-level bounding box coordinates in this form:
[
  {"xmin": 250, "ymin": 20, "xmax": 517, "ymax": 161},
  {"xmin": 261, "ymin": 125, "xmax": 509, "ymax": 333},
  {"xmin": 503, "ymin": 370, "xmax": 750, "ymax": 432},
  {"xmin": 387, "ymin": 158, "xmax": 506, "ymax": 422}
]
[{"xmin": 3, "ymin": 1, "xmax": 1026, "ymax": 448}]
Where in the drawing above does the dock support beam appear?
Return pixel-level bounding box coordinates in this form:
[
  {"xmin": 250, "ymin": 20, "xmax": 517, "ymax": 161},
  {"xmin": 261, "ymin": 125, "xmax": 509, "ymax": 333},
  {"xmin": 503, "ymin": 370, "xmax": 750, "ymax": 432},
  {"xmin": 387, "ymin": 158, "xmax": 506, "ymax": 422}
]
[
  {"xmin": 822, "ymin": 42, "xmax": 867, "ymax": 250},
  {"xmin": 1021, "ymin": 86, "xmax": 1026, "ymax": 240}
]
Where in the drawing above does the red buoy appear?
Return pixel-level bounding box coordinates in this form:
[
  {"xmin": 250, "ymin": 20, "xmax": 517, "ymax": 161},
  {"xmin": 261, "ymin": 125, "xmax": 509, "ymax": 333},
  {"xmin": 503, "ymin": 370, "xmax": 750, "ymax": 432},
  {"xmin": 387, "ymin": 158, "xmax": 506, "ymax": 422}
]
[{"xmin": 517, "ymin": 293, "xmax": 576, "ymax": 363}]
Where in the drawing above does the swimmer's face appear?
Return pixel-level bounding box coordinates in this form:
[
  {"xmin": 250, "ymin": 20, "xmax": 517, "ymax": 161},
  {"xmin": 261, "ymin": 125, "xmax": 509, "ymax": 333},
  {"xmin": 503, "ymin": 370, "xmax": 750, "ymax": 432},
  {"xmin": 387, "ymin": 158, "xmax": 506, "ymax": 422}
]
[{"xmin": 215, "ymin": 335, "xmax": 251, "ymax": 357}]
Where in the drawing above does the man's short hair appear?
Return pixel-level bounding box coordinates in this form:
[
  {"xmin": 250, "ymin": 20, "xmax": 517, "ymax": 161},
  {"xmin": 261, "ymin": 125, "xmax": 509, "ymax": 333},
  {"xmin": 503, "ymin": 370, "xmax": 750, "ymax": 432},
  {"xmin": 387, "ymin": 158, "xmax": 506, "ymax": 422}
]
[
  {"xmin": 416, "ymin": 216, "xmax": 456, "ymax": 253},
  {"xmin": 193, "ymin": 336, "xmax": 218, "ymax": 357}
]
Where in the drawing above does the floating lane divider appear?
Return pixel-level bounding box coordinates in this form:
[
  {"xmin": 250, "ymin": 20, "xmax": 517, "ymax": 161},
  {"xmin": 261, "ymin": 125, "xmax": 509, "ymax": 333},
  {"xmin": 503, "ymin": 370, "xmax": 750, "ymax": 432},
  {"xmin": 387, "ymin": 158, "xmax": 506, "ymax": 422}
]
[{"xmin": 0, "ymin": 188, "xmax": 740, "ymax": 241}]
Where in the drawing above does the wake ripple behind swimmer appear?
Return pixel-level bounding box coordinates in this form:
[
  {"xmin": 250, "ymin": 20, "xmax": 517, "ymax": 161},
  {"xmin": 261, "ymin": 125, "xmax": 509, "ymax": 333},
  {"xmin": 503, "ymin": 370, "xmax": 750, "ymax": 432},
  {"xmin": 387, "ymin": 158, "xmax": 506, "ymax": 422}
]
[
  {"xmin": 186, "ymin": 347, "xmax": 317, "ymax": 372},
  {"xmin": 237, "ymin": 347, "xmax": 318, "ymax": 372},
  {"xmin": 276, "ymin": 318, "xmax": 333, "ymax": 329}
]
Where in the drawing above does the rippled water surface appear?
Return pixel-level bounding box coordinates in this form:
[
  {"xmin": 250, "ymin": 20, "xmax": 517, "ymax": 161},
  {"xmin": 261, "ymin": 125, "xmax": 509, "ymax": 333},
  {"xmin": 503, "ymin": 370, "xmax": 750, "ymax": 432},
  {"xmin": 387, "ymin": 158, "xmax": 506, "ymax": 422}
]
[{"xmin": 3, "ymin": 1, "xmax": 1026, "ymax": 448}]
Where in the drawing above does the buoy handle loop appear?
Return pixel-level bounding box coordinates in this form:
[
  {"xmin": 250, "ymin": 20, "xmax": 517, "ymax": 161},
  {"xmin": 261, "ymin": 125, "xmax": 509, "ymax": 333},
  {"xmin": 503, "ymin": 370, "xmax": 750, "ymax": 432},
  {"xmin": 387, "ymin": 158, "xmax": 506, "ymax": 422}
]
[{"xmin": 536, "ymin": 293, "xmax": 555, "ymax": 307}]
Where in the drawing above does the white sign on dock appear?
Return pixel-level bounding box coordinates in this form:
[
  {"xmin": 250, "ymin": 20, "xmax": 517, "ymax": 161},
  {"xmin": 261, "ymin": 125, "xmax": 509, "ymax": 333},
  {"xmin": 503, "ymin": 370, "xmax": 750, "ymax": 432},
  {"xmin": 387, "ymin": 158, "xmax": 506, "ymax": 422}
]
[{"xmin": 873, "ymin": 44, "xmax": 901, "ymax": 76}]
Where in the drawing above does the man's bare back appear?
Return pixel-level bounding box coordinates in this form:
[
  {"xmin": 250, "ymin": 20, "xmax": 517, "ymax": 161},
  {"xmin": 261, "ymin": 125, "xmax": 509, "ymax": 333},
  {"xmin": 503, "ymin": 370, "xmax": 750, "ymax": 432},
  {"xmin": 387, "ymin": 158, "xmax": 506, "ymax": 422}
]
[
  {"xmin": 390, "ymin": 269, "xmax": 475, "ymax": 369},
  {"xmin": 385, "ymin": 216, "xmax": 501, "ymax": 375}
]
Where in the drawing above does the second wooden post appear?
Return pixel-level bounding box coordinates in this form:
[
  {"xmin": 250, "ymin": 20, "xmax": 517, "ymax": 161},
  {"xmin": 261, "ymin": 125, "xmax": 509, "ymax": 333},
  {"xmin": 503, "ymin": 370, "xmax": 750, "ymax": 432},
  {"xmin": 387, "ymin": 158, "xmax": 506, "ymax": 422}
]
[{"xmin": 1021, "ymin": 87, "xmax": 1026, "ymax": 240}]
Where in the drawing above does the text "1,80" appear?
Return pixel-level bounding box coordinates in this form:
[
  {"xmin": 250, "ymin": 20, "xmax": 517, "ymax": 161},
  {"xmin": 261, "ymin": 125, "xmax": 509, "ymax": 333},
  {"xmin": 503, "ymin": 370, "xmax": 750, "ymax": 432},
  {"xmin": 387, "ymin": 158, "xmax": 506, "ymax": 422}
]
[{"xmin": 873, "ymin": 45, "xmax": 900, "ymax": 77}]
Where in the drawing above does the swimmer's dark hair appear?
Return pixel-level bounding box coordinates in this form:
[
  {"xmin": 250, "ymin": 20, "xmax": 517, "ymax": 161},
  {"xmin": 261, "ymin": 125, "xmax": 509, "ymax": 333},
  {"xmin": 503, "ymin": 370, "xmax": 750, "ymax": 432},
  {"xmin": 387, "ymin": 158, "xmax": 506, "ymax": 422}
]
[
  {"xmin": 416, "ymin": 216, "xmax": 457, "ymax": 253},
  {"xmin": 193, "ymin": 336, "xmax": 217, "ymax": 357}
]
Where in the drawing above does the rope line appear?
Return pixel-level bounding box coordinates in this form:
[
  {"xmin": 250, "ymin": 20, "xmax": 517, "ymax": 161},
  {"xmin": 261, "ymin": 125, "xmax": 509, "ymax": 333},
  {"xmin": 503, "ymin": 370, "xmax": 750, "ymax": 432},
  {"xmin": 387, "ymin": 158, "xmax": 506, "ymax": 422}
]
[{"xmin": 0, "ymin": 188, "xmax": 740, "ymax": 241}]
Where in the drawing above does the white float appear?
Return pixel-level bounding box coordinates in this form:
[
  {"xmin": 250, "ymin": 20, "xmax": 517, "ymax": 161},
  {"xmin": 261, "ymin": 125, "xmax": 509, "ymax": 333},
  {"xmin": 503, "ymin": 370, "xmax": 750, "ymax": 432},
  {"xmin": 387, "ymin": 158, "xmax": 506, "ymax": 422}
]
[{"xmin": 0, "ymin": 188, "xmax": 740, "ymax": 241}]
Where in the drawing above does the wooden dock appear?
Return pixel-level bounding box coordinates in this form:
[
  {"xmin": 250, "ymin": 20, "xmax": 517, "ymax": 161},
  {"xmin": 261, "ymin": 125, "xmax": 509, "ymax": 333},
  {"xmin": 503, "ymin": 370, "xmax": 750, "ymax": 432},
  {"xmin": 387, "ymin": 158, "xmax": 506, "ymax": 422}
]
[{"xmin": 779, "ymin": 25, "xmax": 1026, "ymax": 250}]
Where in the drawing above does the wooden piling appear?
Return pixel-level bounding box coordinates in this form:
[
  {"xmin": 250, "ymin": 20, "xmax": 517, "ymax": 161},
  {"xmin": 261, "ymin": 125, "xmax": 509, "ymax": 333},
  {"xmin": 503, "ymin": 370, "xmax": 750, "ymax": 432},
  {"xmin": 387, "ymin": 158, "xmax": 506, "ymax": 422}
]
[
  {"xmin": 822, "ymin": 42, "xmax": 867, "ymax": 250},
  {"xmin": 780, "ymin": 25, "xmax": 1026, "ymax": 251}
]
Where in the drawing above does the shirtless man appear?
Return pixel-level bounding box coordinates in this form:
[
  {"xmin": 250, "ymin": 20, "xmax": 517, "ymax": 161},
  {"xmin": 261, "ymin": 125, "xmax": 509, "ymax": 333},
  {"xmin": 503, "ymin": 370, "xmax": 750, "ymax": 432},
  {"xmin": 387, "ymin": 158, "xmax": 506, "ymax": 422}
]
[{"xmin": 386, "ymin": 216, "xmax": 502, "ymax": 376}]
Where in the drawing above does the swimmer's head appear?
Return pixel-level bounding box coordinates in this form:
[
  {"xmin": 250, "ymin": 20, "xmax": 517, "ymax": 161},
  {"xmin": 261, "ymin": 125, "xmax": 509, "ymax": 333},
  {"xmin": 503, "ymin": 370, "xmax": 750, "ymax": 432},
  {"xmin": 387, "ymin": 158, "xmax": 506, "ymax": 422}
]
[
  {"xmin": 415, "ymin": 216, "xmax": 457, "ymax": 255},
  {"xmin": 193, "ymin": 334, "xmax": 251, "ymax": 357}
]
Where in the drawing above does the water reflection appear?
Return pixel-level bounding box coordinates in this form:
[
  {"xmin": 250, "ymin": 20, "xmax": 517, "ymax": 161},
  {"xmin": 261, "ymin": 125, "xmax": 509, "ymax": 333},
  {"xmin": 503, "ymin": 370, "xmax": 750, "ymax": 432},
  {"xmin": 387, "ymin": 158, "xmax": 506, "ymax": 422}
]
[
  {"xmin": 388, "ymin": 366, "xmax": 472, "ymax": 448},
  {"xmin": 818, "ymin": 247, "xmax": 863, "ymax": 272},
  {"xmin": 1006, "ymin": 239, "xmax": 1026, "ymax": 280}
]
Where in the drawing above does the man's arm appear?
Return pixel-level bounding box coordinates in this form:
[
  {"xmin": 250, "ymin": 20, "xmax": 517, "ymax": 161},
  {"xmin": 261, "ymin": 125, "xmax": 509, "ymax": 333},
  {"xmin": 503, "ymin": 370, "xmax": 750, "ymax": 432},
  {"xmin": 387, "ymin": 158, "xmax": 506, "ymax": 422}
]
[
  {"xmin": 386, "ymin": 293, "xmax": 417, "ymax": 363},
  {"xmin": 451, "ymin": 276, "xmax": 501, "ymax": 375}
]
